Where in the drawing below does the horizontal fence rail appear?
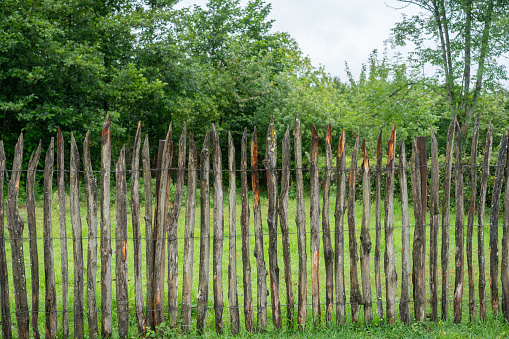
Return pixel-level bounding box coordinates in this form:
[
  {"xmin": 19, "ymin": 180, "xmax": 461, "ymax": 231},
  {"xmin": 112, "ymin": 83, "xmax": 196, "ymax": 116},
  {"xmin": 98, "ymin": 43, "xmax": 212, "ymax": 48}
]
[{"xmin": 0, "ymin": 113, "xmax": 508, "ymax": 338}]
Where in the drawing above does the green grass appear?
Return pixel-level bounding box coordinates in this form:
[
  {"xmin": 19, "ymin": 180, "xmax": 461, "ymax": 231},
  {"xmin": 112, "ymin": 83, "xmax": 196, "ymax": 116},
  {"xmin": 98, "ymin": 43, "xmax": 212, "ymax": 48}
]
[{"xmin": 2, "ymin": 182, "xmax": 509, "ymax": 338}]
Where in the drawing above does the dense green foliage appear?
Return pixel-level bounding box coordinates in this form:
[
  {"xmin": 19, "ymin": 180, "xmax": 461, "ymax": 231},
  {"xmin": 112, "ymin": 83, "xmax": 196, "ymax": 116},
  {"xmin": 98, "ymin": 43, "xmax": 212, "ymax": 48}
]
[{"xmin": 1, "ymin": 0, "xmax": 508, "ymax": 170}]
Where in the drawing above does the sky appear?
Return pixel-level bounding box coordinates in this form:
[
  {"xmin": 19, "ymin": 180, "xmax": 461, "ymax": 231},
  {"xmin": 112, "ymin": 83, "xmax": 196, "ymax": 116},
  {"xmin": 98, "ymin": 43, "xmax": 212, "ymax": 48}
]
[{"xmin": 175, "ymin": 0, "xmax": 420, "ymax": 81}]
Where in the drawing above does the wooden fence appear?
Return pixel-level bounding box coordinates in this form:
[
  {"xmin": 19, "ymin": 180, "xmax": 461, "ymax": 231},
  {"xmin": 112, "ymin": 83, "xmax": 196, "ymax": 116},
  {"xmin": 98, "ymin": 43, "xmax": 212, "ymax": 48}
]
[{"xmin": 0, "ymin": 112, "xmax": 508, "ymax": 338}]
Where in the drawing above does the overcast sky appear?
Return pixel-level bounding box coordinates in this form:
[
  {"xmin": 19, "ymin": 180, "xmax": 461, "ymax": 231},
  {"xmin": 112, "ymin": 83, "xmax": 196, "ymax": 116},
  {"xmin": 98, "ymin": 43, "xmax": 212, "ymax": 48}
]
[{"xmin": 175, "ymin": 0, "xmax": 419, "ymax": 81}]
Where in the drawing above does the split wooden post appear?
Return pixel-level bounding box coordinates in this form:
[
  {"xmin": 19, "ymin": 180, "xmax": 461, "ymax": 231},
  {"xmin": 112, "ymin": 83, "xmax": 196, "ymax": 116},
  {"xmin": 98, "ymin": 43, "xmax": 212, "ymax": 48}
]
[
  {"xmin": 374, "ymin": 131, "xmax": 384, "ymax": 322},
  {"xmin": 265, "ymin": 118, "xmax": 281, "ymax": 329},
  {"xmin": 310, "ymin": 125, "xmax": 321, "ymax": 326},
  {"xmin": 441, "ymin": 117, "xmax": 456, "ymax": 321},
  {"xmin": 27, "ymin": 141, "xmax": 41, "ymax": 339},
  {"xmin": 0, "ymin": 142, "xmax": 11, "ymax": 339},
  {"xmin": 115, "ymin": 146, "xmax": 129, "ymax": 338},
  {"xmin": 240, "ymin": 128, "xmax": 254, "ymax": 331},
  {"xmin": 384, "ymin": 124, "xmax": 397, "ymax": 324},
  {"xmin": 323, "ymin": 125, "xmax": 334, "ymax": 326},
  {"xmin": 360, "ymin": 140, "xmax": 372, "ymax": 325},
  {"xmin": 252, "ymin": 127, "xmax": 268, "ymax": 330},
  {"xmin": 295, "ymin": 114, "xmax": 307, "ymax": 328},
  {"xmin": 466, "ymin": 118, "xmax": 480, "ymax": 322},
  {"xmin": 411, "ymin": 138, "xmax": 425, "ymax": 322},
  {"xmin": 168, "ymin": 124, "xmax": 186, "ymax": 328},
  {"xmin": 43, "ymin": 139, "xmax": 57, "ymax": 338},
  {"xmin": 430, "ymin": 127, "xmax": 440, "ymax": 322},
  {"xmin": 7, "ymin": 133, "xmax": 29, "ymax": 339},
  {"xmin": 478, "ymin": 123, "xmax": 492, "ymax": 322},
  {"xmin": 70, "ymin": 134, "xmax": 84, "ymax": 337},
  {"xmin": 181, "ymin": 134, "xmax": 197, "ymax": 333},
  {"xmin": 196, "ymin": 131, "xmax": 211, "ymax": 333},
  {"xmin": 348, "ymin": 134, "xmax": 361, "ymax": 323},
  {"xmin": 335, "ymin": 129, "xmax": 346, "ymax": 325},
  {"xmin": 228, "ymin": 131, "xmax": 240, "ymax": 334},
  {"xmin": 84, "ymin": 132, "xmax": 99, "ymax": 336},
  {"xmin": 490, "ymin": 132, "xmax": 508, "ymax": 315},
  {"xmin": 130, "ymin": 123, "xmax": 145, "ymax": 334},
  {"xmin": 502, "ymin": 130, "xmax": 509, "ymax": 321},
  {"xmin": 453, "ymin": 124, "xmax": 465, "ymax": 324},
  {"xmin": 398, "ymin": 140, "xmax": 411, "ymax": 325},
  {"xmin": 212, "ymin": 125, "xmax": 225, "ymax": 334},
  {"xmin": 279, "ymin": 127, "xmax": 294, "ymax": 327},
  {"xmin": 100, "ymin": 113, "xmax": 113, "ymax": 337}
]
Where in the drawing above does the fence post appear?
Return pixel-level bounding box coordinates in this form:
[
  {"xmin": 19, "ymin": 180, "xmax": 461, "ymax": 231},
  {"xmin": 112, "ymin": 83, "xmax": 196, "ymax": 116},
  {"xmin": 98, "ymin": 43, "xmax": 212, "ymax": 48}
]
[
  {"xmin": 441, "ymin": 117, "xmax": 455, "ymax": 321},
  {"xmin": 374, "ymin": 131, "xmax": 384, "ymax": 323},
  {"xmin": 502, "ymin": 129, "xmax": 509, "ymax": 321},
  {"xmin": 0, "ymin": 141, "xmax": 11, "ymax": 339},
  {"xmin": 181, "ymin": 134, "xmax": 197, "ymax": 333},
  {"xmin": 310, "ymin": 125, "xmax": 321, "ymax": 326},
  {"xmin": 430, "ymin": 127, "xmax": 440, "ymax": 322},
  {"xmin": 196, "ymin": 131, "xmax": 210, "ymax": 333},
  {"xmin": 335, "ymin": 129, "xmax": 346, "ymax": 326},
  {"xmin": 43, "ymin": 138, "xmax": 57, "ymax": 338},
  {"xmin": 295, "ymin": 115, "xmax": 307, "ymax": 328},
  {"xmin": 360, "ymin": 140, "xmax": 372, "ymax": 325},
  {"xmin": 466, "ymin": 118, "xmax": 480, "ymax": 322},
  {"xmin": 168, "ymin": 124, "xmax": 186, "ymax": 328},
  {"xmin": 279, "ymin": 127, "xmax": 294, "ymax": 327},
  {"xmin": 398, "ymin": 140, "xmax": 411, "ymax": 325},
  {"xmin": 84, "ymin": 132, "xmax": 99, "ymax": 336},
  {"xmin": 241, "ymin": 128, "xmax": 255, "ymax": 331},
  {"xmin": 228, "ymin": 131, "xmax": 240, "ymax": 334},
  {"xmin": 266, "ymin": 118, "xmax": 281, "ymax": 329}
]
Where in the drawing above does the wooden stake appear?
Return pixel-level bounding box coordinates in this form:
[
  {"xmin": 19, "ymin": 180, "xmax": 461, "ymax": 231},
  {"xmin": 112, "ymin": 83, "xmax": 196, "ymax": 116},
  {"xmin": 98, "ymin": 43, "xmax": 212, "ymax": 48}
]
[
  {"xmin": 502, "ymin": 129, "xmax": 509, "ymax": 321},
  {"xmin": 374, "ymin": 131, "xmax": 384, "ymax": 323},
  {"xmin": 430, "ymin": 127, "xmax": 440, "ymax": 321},
  {"xmin": 360, "ymin": 140, "xmax": 372, "ymax": 325},
  {"xmin": 399, "ymin": 140, "xmax": 411, "ymax": 325},
  {"xmin": 335, "ymin": 129, "xmax": 346, "ymax": 325},
  {"xmin": 310, "ymin": 125, "xmax": 321, "ymax": 326}
]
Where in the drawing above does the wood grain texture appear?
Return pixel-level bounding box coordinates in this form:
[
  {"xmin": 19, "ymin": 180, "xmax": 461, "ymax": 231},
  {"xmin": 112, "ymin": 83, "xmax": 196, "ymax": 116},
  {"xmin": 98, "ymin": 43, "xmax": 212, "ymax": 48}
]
[
  {"xmin": 360, "ymin": 140, "xmax": 372, "ymax": 325},
  {"xmin": 84, "ymin": 132, "xmax": 99, "ymax": 337},
  {"xmin": 57, "ymin": 128, "xmax": 69, "ymax": 338},
  {"xmin": 7, "ymin": 134, "xmax": 29, "ymax": 338},
  {"xmin": 310, "ymin": 125, "xmax": 321, "ymax": 326},
  {"xmin": 334, "ymin": 129, "xmax": 346, "ymax": 325},
  {"xmin": 240, "ymin": 128, "xmax": 254, "ymax": 331},
  {"xmin": 374, "ymin": 131, "xmax": 384, "ymax": 322},
  {"xmin": 502, "ymin": 129, "xmax": 509, "ymax": 321},
  {"xmin": 430, "ymin": 127, "xmax": 440, "ymax": 322},
  {"xmin": 0, "ymin": 141, "xmax": 11, "ymax": 338},
  {"xmin": 265, "ymin": 118, "xmax": 281, "ymax": 329},
  {"xmin": 228, "ymin": 131, "xmax": 240, "ymax": 334},
  {"xmin": 43, "ymin": 139, "xmax": 57, "ymax": 339},
  {"xmin": 181, "ymin": 134, "xmax": 197, "ymax": 333},
  {"xmin": 295, "ymin": 114, "xmax": 307, "ymax": 328},
  {"xmin": 279, "ymin": 127, "xmax": 294, "ymax": 327},
  {"xmin": 144, "ymin": 136, "xmax": 156, "ymax": 330},
  {"xmin": 196, "ymin": 131, "xmax": 211, "ymax": 333}
]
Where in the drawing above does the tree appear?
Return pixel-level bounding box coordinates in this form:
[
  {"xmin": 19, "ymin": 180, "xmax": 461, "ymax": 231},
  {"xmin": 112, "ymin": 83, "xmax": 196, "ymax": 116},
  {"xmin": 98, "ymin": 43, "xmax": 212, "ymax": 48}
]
[{"xmin": 390, "ymin": 0, "xmax": 509, "ymax": 134}]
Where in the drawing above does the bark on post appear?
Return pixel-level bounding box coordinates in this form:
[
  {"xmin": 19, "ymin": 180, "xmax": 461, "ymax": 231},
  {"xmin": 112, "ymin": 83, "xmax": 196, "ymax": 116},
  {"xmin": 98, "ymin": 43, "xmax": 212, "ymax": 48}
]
[
  {"xmin": 43, "ymin": 139, "xmax": 57, "ymax": 339},
  {"xmin": 181, "ymin": 134, "xmax": 197, "ymax": 333},
  {"xmin": 478, "ymin": 123, "xmax": 492, "ymax": 322},
  {"xmin": 57, "ymin": 128, "xmax": 69, "ymax": 338},
  {"xmin": 115, "ymin": 146, "xmax": 129, "ymax": 338},
  {"xmin": 211, "ymin": 125, "xmax": 224, "ymax": 334},
  {"xmin": 84, "ymin": 132, "xmax": 99, "ymax": 337},
  {"xmin": 374, "ymin": 131, "xmax": 384, "ymax": 322},
  {"xmin": 168, "ymin": 124, "xmax": 186, "ymax": 328},
  {"xmin": 0, "ymin": 141, "xmax": 10, "ymax": 339},
  {"xmin": 430, "ymin": 127, "xmax": 440, "ymax": 322},
  {"xmin": 154, "ymin": 125, "xmax": 172, "ymax": 327},
  {"xmin": 144, "ymin": 137, "xmax": 156, "ymax": 329},
  {"xmin": 453, "ymin": 124, "xmax": 465, "ymax": 324},
  {"xmin": 348, "ymin": 134, "xmax": 361, "ymax": 323},
  {"xmin": 196, "ymin": 131, "xmax": 210, "ymax": 333},
  {"xmin": 279, "ymin": 127, "xmax": 294, "ymax": 327},
  {"xmin": 335, "ymin": 129, "xmax": 346, "ymax": 325},
  {"xmin": 466, "ymin": 118, "xmax": 480, "ymax": 322},
  {"xmin": 441, "ymin": 117, "xmax": 456, "ymax": 321},
  {"xmin": 70, "ymin": 134, "xmax": 84, "ymax": 337},
  {"xmin": 130, "ymin": 123, "xmax": 145, "ymax": 334},
  {"xmin": 310, "ymin": 125, "xmax": 321, "ymax": 326},
  {"xmin": 295, "ymin": 114, "xmax": 307, "ymax": 328},
  {"xmin": 100, "ymin": 113, "xmax": 113, "ymax": 337},
  {"xmin": 502, "ymin": 131, "xmax": 509, "ymax": 321},
  {"xmin": 265, "ymin": 118, "xmax": 281, "ymax": 329},
  {"xmin": 252, "ymin": 128, "xmax": 268, "ymax": 330},
  {"xmin": 228, "ymin": 131, "xmax": 240, "ymax": 334},
  {"xmin": 360, "ymin": 140, "xmax": 372, "ymax": 325},
  {"xmin": 490, "ymin": 132, "xmax": 508, "ymax": 315},
  {"xmin": 398, "ymin": 140, "xmax": 411, "ymax": 325},
  {"xmin": 27, "ymin": 141, "xmax": 41, "ymax": 339},
  {"xmin": 7, "ymin": 134, "xmax": 29, "ymax": 338},
  {"xmin": 241, "ymin": 128, "xmax": 254, "ymax": 331},
  {"xmin": 384, "ymin": 124, "xmax": 397, "ymax": 324},
  {"xmin": 411, "ymin": 138, "xmax": 425, "ymax": 322}
]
